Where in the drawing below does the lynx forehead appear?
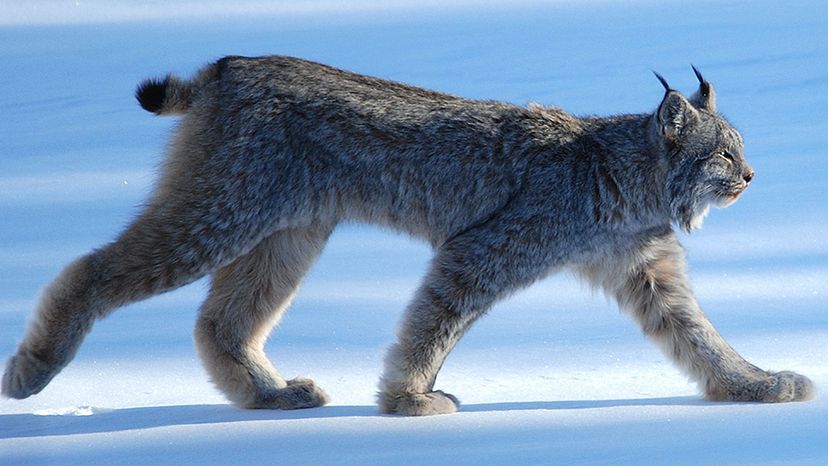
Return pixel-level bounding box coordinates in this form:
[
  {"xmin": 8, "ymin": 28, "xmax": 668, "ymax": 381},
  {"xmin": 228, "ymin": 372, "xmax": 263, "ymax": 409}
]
[{"xmin": 3, "ymin": 56, "xmax": 812, "ymax": 415}]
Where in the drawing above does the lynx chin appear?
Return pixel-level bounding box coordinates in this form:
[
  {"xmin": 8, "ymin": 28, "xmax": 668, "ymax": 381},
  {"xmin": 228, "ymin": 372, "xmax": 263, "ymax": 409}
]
[{"xmin": 2, "ymin": 56, "xmax": 813, "ymax": 415}]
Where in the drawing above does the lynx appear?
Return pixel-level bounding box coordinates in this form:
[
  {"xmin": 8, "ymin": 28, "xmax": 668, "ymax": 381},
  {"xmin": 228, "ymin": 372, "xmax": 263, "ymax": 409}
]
[{"xmin": 2, "ymin": 56, "xmax": 813, "ymax": 415}]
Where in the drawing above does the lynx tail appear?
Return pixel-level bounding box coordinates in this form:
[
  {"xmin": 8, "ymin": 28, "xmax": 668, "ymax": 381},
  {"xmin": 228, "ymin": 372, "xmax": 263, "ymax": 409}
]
[{"xmin": 135, "ymin": 75, "xmax": 193, "ymax": 115}]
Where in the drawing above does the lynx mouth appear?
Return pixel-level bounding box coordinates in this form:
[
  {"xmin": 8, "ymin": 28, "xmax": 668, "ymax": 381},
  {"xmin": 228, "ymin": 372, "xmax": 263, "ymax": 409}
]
[{"xmin": 717, "ymin": 186, "xmax": 746, "ymax": 208}]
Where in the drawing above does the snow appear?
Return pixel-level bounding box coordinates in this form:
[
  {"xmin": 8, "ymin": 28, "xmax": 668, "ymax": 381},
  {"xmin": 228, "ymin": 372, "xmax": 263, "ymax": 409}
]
[{"xmin": 2, "ymin": 1, "xmax": 827, "ymax": 464}]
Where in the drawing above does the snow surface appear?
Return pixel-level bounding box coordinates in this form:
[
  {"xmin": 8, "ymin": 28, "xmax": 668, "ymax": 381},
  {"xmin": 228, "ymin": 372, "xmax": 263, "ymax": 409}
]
[{"xmin": 2, "ymin": 1, "xmax": 827, "ymax": 464}]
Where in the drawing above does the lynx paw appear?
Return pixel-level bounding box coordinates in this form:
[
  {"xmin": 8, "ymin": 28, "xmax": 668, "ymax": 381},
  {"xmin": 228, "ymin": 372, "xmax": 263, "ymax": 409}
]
[
  {"xmin": 752, "ymin": 371, "xmax": 814, "ymax": 403},
  {"xmin": 254, "ymin": 377, "xmax": 330, "ymax": 410},
  {"xmin": 711, "ymin": 370, "xmax": 815, "ymax": 403},
  {"xmin": 2, "ymin": 350, "xmax": 58, "ymax": 399},
  {"xmin": 378, "ymin": 390, "xmax": 460, "ymax": 416}
]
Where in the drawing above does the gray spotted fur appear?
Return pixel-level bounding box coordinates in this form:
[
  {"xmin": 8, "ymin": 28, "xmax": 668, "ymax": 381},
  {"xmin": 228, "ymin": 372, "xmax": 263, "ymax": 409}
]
[{"xmin": 2, "ymin": 56, "xmax": 813, "ymax": 414}]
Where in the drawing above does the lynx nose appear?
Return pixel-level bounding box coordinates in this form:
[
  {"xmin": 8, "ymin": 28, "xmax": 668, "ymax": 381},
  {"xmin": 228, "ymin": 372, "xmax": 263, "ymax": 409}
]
[{"xmin": 743, "ymin": 169, "xmax": 755, "ymax": 184}]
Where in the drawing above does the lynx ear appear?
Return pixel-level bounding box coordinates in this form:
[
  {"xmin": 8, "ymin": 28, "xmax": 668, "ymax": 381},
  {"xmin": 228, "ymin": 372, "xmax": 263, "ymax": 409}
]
[
  {"xmin": 657, "ymin": 90, "xmax": 698, "ymax": 143},
  {"xmin": 689, "ymin": 65, "xmax": 716, "ymax": 112}
]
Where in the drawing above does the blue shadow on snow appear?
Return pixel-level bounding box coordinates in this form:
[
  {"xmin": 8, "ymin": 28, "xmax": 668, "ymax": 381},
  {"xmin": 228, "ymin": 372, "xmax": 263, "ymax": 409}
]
[{"xmin": 0, "ymin": 396, "xmax": 717, "ymax": 439}]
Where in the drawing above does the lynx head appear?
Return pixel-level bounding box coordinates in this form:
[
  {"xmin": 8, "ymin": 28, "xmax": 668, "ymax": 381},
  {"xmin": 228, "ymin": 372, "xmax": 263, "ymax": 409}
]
[{"xmin": 650, "ymin": 67, "xmax": 754, "ymax": 232}]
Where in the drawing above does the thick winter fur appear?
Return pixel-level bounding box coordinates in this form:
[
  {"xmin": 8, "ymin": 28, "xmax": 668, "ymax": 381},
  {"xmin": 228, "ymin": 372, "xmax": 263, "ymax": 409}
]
[{"xmin": 2, "ymin": 56, "xmax": 813, "ymax": 414}]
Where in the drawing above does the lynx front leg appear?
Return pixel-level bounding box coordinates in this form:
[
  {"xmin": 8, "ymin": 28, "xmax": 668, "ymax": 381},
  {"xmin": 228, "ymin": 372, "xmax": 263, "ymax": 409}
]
[
  {"xmin": 595, "ymin": 232, "xmax": 813, "ymax": 403},
  {"xmin": 194, "ymin": 225, "xmax": 332, "ymax": 409},
  {"xmin": 379, "ymin": 217, "xmax": 553, "ymax": 416},
  {"xmin": 377, "ymin": 291, "xmax": 478, "ymax": 416}
]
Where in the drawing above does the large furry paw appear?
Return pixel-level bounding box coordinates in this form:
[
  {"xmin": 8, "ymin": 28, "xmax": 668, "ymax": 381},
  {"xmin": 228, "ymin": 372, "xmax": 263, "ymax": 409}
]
[
  {"xmin": 252, "ymin": 377, "xmax": 330, "ymax": 410},
  {"xmin": 378, "ymin": 390, "xmax": 460, "ymax": 416},
  {"xmin": 752, "ymin": 371, "xmax": 814, "ymax": 402},
  {"xmin": 2, "ymin": 350, "xmax": 58, "ymax": 399},
  {"xmin": 711, "ymin": 370, "xmax": 815, "ymax": 403}
]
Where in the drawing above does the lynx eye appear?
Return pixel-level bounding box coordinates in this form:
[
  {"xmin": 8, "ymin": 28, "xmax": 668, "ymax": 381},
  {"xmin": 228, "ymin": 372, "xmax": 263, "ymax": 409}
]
[{"xmin": 715, "ymin": 150, "xmax": 735, "ymax": 163}]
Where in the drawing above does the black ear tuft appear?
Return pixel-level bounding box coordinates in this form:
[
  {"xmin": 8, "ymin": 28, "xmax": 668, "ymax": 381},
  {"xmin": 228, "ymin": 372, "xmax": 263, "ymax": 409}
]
[
  {"xmin": 652, "ymin": 71, "xmax": 672, "ymax": 94},
  {"xmin": 691, "ymin": 64, "xmax": 705, "ymax": 86},
  {"xmin": 691, "ymin": 64, "xmax": 712, "ymax": 96},
  {"xmin": 135, "ymin": 76, "xmax": 169, "ymax": 114},
  {"xmin": 688, "ymin": 65, "xmax": 716, "ymax": 111}
]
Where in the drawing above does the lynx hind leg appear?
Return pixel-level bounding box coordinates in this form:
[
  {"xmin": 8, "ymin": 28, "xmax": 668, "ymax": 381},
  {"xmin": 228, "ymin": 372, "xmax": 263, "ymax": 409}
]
[
  {"xmin": 194, "ymin": 225, "xmax": 333, "ymax": 409},
  {"xmin": 2, "ymin": 203, "xmax": 248, "ymax": 400},
  {"xmin": 591, "ymin": 232, "xmax": 813, "ymax": 403},
  {"xmin": 2, "ymin": 255, "xmax": 102, "ymax": 399},
  {"xmin": 3, "ymin": 148, "xmax": 289, "ymax": 399}
]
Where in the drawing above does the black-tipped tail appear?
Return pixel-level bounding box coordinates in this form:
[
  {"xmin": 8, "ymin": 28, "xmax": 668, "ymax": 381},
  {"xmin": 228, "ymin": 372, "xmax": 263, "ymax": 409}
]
[
  {"xmin": 135, "ymin": 76, "xmax": 169, "ymax": 114},
  {"xmin": 135, "ymin": 74, "xmax": 193, "ymax": 116}
]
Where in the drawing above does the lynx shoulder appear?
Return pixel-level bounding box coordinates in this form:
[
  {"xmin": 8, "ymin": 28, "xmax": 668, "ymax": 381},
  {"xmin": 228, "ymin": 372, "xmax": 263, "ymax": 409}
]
[{"xmin": 3, "ymin": 56, "xmax": 812, "ymax": 415}]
